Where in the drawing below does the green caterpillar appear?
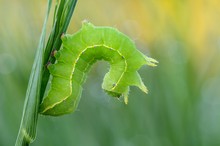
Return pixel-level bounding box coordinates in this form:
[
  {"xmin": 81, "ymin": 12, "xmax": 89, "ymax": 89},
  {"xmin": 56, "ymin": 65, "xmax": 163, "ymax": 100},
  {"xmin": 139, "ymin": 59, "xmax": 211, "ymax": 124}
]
[{"xmin": 39, "ymin": 21, "xmax": 158, "ymax": 116}]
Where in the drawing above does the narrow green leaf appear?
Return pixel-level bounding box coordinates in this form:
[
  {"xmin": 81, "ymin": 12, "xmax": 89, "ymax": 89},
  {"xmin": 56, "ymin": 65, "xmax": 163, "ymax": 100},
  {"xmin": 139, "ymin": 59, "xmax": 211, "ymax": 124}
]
[
  {"xmin": 16, "ymin": 0, "xmax": 78, "ymax": 145},
  {"xmin": 15, "ymin": 0, "xmax": 52, "ymax": 145}
]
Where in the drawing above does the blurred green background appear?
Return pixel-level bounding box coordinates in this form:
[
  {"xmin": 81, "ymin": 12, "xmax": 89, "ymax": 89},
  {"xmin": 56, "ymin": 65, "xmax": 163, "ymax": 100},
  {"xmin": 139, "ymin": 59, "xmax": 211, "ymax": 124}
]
[{"xmin": 1, "ymin": 0, "xmax": 220, "ymax": 145}]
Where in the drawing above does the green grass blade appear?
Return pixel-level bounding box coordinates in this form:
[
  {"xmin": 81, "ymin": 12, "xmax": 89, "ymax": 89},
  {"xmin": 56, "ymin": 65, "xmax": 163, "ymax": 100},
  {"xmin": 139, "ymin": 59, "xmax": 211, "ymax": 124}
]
[
  {"xmin": 16, "ymin": 0, "xmax": 78, "ymax": 145},
  {"xmin": 15, "ymin": 0, "xmax": 52, "ymax": 145}
]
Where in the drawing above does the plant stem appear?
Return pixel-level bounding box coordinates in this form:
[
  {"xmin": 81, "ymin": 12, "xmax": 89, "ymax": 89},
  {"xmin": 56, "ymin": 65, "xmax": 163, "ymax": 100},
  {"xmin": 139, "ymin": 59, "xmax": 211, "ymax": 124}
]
[
  {"xmin": 15, "ymin": 1, "xmax": 52, "ymax": 145},
  {"xmin": 15, "ymin": 0, "xmax": 77, "ymax": 145}
]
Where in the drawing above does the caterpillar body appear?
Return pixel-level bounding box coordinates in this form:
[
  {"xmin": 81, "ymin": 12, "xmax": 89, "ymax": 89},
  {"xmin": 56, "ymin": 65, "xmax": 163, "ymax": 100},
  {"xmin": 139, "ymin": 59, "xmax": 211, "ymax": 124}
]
[{"xmin": 39, "ymin": 21, "xmax": 158, "ymax": 116}]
